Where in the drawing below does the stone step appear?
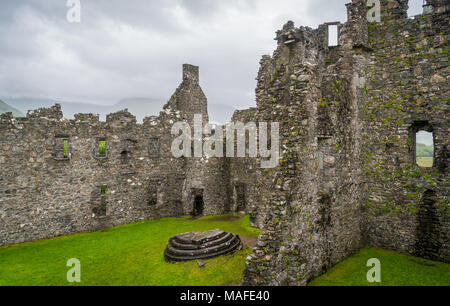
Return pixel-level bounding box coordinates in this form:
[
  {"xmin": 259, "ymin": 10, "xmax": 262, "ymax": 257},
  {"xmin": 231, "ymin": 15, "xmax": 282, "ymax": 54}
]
[
  {"xmin": 169, "ymin": 232, "xmax": 235, "ymax": 250},
  {"xmin": 173, "ymin": 229, "xmax": 227, "ymax": 245},
  {"xmin": 164, "ymin": 237, "xmax": 241, "ymax": 262},
  {"xmin": 166, "ymin": 235, "xmax": 240, "ymax": 257},
  {"xmin": 164, "ymin": 230, "xmax": 242, "ymax": 262}
]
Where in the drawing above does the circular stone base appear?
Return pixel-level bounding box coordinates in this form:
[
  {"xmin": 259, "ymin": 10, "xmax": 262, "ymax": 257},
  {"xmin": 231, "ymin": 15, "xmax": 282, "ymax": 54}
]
[{"xmin": 164, "ymin": 229, "xmax": 242, "ymax": 262}]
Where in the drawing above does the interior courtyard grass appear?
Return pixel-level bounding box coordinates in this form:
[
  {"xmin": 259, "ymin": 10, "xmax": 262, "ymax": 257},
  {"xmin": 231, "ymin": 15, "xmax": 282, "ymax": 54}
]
[
  {"xmin": 309, "ymin": 246, "xmax": 450, "ymax": 286},
  {"xmin": 0, "ymin": 214, "xmax": 259, "ymax": 286},
  {"xmin": 2, "ymin": 215, "xmax": 449, "ymax": 286}
]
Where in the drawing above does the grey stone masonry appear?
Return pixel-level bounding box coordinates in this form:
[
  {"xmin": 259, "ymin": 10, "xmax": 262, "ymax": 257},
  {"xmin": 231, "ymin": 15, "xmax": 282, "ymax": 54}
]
[
  {"xmin": 241, "ymin": 0, "xmax": 449, "ymax": 285},
  {"xmin": 0, "ymin": 0, "xmax": 448, "ymax": 287},
  {"xmin": 0, "ymin": 65, "xmax": 230, "ymax": 246}
]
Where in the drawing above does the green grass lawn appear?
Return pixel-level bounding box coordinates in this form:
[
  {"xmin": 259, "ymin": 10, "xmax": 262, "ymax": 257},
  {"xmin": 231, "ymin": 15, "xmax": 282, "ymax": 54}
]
[
  {"xmin": 0, "ymin": 214, "xmax": 259, "ymax": 286},
  {"xmin": 309, "ymin": 246, "xmax": 450, "ymax": 286},
  {"xmin": 2, "ymin": 216, "xmax": 448, "ymax": 286},
  {"xmin": 416, "ymin": 156, "xmax": 433, "ymax": 168}
]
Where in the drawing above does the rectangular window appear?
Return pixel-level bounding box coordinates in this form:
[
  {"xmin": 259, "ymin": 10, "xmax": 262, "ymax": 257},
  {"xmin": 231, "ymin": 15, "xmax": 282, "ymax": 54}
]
[
  {"xmin": 91, "ymin": 185, "xmax": 107, "ymax": 216},
  {"xmin": 328, "ymin": 25, "xmax": 338, "ymax": 47},
  {"xmin": 149, "ymin": 137, "xmax": 161, "ymax": 158},
  {"xmin": 98, "ymin": 140, "xmax": 107, "ymax": 157},
  {"xmin": 63, "ymin": 139, "xmax": 69, "ymax": 158},
  {"xmin": 53, "ymin": 136, "xmax": 70, "ymax": 160},
  {"xmin": 120, "ymin": 139, "xmax": 136, "ymax": 165},
  {"xmin": 101, "ymin": 185, "xmax": 107, "ymax": 195}
]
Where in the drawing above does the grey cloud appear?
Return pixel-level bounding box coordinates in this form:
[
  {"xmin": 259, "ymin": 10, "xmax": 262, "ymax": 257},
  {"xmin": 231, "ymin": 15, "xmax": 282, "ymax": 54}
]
[
  {"xmin": 305, "ymin": 0, "xmax": 349, "ymax": 25},
  {"xmin": 306, "ymin": 0, "xmax": 425, "ymax": 22},
  {"xmin": 2, "ymin": 0, "xmax": 419, "ymax": 113}
]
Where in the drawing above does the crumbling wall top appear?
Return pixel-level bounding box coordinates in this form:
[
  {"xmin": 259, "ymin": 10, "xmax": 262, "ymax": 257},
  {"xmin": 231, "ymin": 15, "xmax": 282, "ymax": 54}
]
[
  {"xmin": 426, "ymin": 0, "xmax": 450, "ymax": 13},
  {"xmin": 381, "ymin": 0, "xmax": 409, "ymax": 19},
  {"xmin": 275, "ymin": 21, "xmax": 317, "ymax": 47},
  {"xmin": 183, "ymin": 64, "xmax": 199, "ymax": 84},
  {"xmin": 346, "ymin": 0, "xmax": 368, "ymax": 22},
  {"xmin": 26, "ymin": 104, "xmax": 63, "ymax": 120},
  {"xmin": 74, "ymin": 113, "xmax": 100, "ymax": 123},
  {"xmin": 231, "ymin": 108, "xmax": 257, "ymax": 123},
  {"xmin": 106, "ymin": 109, "xmax": 137, "ymax": 125}
]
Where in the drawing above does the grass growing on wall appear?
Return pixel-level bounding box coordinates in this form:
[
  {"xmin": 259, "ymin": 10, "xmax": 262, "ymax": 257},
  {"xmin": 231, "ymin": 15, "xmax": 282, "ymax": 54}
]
[
  {"xmin": 309, "ymin": 246, "xmax": 450, "ymax": 286},
  {"xmin": 0, "ymin": 214, "xmax": 259, "ymax": 286}
]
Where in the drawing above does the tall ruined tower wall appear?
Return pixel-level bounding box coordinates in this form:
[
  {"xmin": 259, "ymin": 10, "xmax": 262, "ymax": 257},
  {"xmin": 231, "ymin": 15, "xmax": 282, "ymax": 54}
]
[
  {"xmin": 242, "ymin": 0, "xmax": 449, "ymax": 285},
  {"xmin": 166, "ymin": 64, "xmax": 230, "ymax": 216},
  {"xmin": 242, "ymin": 17, "xmax": 365, "ymax": 285},
  {"xmin": 362, "ymin": 1, "xmax": 449, "ymax": 262},
  {"xmin": 227, "ymin": 108, "xmax": 261, "ymax": 225}
]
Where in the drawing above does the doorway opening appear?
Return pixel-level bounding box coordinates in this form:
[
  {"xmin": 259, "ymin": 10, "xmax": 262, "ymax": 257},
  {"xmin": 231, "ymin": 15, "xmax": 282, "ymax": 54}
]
[
  {"xmin": 235, "ymin": 183, "xmax": 247, "ymax": 213},
  {"xmin": 91, "ymin": 185, "xmax": 107, "ymax": 217},
  {"xmin": 193, "ymin": 195, "xmax": 204, "ymax": 216},
  {"xmin": 415, "ymin": 189, "xmax": 442, "ymax": 260}
]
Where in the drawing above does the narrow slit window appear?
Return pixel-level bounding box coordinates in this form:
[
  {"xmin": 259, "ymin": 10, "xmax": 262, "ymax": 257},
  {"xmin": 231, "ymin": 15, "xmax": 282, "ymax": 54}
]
[
  {"xmin": 121, "ymin": 151, "xmax": 129, "ymax": 164},
  {"xmin": 148, "ymin": 137, "xmax": 161, "ymax": 158},
  {"xmin": 63, "ymin": 139, "xmax": 69, "ymax": 158},
  {"xmin": 101, "ymin": 185, "xmax": 107, "ymax": 195},
  {"xmin": 53, "ymin": 136, "xmax": 70, "ymax": 160},
  {"xmin": 415, "ymin": 131, "xmax": 434, "ymax": 168},
  {"xmin": 120, "ymin": 139, "xmax": 135, "ymax": 164},
  {"xmin": 328, "ymin": 25, "xmax": 338, "ymax": 47},
  {"xmin": 98, "ymin": 140, "xmax": 107, "ymax": 157}
]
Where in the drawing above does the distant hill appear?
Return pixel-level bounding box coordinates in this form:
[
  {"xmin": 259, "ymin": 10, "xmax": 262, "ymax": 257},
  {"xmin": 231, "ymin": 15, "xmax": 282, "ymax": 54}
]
[
  {"xmin": 0, "ymin": 97, "xmax": 237, "ymax": 124},
  {"xmin": 0, "ymin": 100, "xmax": 24, "ymax": 117},
  {"xmin": 0, "ymin": 97, "xmax": 57, "ymax": 116},
  {"xmin": 416, "ymin": 143, "xmax": 434, "ymax": 157},
  {"xmin": 0, "ymin": 97, "xmax": 166, "ymax": 122}
]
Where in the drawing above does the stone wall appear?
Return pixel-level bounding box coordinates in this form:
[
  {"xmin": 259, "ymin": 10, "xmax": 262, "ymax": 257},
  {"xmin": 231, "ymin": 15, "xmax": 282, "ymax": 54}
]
[
  {"xmin": 362, "ymin": 1, "xmax": 449, "ymax": 262},
  {"xmin": 241, "ymin": 17, "xmax": 366, "ymax": 285},
  {"xmin": 229, "ymin": 108, "xmax": 260, "ymax": 226},
  {"xmin": 0, "ymin": 65, "xmax": 230, "ymax": 246},
  {"xmin": 242, "ymin": 0, "xmax": 449, "ymax": 285},
  {"xmin": 0, "ymin": 0, "xmax": 448, "ymax": 286}
]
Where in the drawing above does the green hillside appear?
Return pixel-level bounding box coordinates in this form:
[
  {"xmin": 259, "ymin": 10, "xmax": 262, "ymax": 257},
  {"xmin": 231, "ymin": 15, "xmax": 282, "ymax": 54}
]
[
  {"xmin": 0, "ymin": 100, "xmax": 24, "ymax": 117},
  {"xmin": 416, "ymin": 143, "xmax": 433, "ymax": 157}
]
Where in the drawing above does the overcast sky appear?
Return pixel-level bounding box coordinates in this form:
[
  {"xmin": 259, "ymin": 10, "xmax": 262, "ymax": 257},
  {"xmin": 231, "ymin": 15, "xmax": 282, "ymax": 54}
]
[
  {"xmin": 0, "ymin": 0, "xmax": 424, "ymax": 109},
  {"xmin": 416, "ymin": 131, "xmax": 434, "ymax": 146}
]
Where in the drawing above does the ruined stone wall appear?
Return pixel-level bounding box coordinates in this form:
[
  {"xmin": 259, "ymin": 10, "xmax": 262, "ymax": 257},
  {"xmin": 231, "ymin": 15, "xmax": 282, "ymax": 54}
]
[
  {"xmin": 242, "ymin": 17, "xmax": 365, "ymax": 285},
  {"xmin": 167, "ymin": 64, "xmax": 230, "ymax": 217},
  {"xmin": 0, "ymin": 0, "xmax": 448, "ymax": 283},
  {"xmin": 242, "ymin": 0, "xmax": 449, "ymax": 285},
  {"xmin": 0, "ymin": 105, "xmax": 185, "ymax": 245},
  {"xmin": 0, "ymin": 65, "xmax": 229, "ymax": 246},
  {"xmin": 362, "ymin": 2, "xmax": 449, "ymax": 262}
]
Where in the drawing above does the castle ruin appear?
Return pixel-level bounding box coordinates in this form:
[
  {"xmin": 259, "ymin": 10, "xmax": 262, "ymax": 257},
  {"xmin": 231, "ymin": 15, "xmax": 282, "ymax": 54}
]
[
  {"xmin": 0, "ymin": 64, "xmax": 230, "ymax": 245},
  {"xmin": 0, "ymin": 0, "xmax": 448, "ymax": 286}
]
